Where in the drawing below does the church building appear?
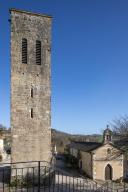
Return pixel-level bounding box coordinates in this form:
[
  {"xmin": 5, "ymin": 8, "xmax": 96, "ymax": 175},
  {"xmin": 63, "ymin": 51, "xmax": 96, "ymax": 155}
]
[{"xmin": 69, "ymin": 127, "xmax": 126, "ymax": 180}]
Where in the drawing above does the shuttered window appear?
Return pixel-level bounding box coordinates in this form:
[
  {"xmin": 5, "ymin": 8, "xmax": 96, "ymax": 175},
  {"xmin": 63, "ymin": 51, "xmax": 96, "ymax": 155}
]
[
  {"xmin": 22, "ymin": 38, "xmax": 27, "ymax": 64},
  {"xmin": 36, "ymin": 40, "xmax": 41, "ymax": 65}
]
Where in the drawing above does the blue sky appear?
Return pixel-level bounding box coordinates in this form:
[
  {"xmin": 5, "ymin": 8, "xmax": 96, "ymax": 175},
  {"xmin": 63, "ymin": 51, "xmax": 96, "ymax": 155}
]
[{"xmin": 1, "ymin": 0, "xmax": 128, "ymax": 134}]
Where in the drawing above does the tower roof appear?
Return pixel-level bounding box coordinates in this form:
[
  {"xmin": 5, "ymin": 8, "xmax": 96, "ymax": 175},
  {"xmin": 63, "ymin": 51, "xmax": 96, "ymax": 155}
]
[
  {"xmin": 104, "ymin": 125, "xmax": 112, "ymax": 134},
  {"xmin": 9, "ymin": 8, "xmax": 52, "ymax": 19}
]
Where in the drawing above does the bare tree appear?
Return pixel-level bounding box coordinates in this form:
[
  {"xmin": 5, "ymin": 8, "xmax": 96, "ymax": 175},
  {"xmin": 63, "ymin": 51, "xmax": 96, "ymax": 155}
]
[{"xmin": 111, "ymin": 116, "xmax": 128, "ymax": 137}]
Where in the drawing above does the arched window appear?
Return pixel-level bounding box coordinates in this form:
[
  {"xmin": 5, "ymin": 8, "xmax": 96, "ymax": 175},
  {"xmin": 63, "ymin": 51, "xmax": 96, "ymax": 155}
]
[
  {"xmin": 22, "ymin": 38, "xmax": 27, "ymax": 64},
  {"xmin": 36, "ymin": 40, "xmax": 41, "ymax": 65},
  {"xmin": 107, "ymin": 148, "xmax": 111, "ymax": 155},
  {"xmin": 106, "ymin": 135, "xmax": 110, "ymax": 140}
]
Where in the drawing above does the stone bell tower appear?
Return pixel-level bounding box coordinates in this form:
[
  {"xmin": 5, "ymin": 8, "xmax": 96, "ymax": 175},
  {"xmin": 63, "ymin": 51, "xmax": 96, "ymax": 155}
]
[{"xmin": 10, "ymin": 9, "xmax": 52, "ymax": 163}]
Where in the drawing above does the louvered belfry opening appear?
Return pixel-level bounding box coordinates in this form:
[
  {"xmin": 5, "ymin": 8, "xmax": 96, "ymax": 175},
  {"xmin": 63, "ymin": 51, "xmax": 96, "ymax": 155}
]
[
  {"xmin": 36, "ymin": 40, "xmax": 41, "ymax": 65},
  {"xmin": 22, "ymin": 38, "xmax": 27, "ymax": 64}
]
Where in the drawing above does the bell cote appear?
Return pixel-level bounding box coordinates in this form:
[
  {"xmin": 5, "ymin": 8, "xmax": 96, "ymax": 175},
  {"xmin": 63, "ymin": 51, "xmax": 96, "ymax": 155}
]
[{"xmin": 103, "ymin": 125, "xmax": 112, "ymax": 144}]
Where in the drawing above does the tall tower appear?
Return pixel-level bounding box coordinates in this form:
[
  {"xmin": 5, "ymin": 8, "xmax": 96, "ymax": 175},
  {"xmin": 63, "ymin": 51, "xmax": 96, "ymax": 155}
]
[{"xmin": 10, "ymin": 9, "xmax": 52, "ymax": 163}]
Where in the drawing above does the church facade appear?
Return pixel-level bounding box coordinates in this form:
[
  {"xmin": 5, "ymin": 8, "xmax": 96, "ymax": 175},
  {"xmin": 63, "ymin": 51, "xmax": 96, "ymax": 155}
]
[
  {"xmin": 69, "ymin": 128, "xmax": 126, "ymax": 180},
  {"xmin": 91, "ymin": 142, "xmax": 124, "ymax": 180}
]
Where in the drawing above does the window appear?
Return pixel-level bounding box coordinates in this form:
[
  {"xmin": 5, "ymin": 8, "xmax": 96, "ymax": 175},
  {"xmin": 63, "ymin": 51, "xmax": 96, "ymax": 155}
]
[
  {"xmin": 22, "ymin": 38, "xmax": 27, "ymax": 64},
  {"xmin": 106, "ymin": 135, "xmax": 110, "ymax": 141},
  {"xmin": 36, "ymin": 40, "xmax": 41, "ymax": 65},
  {"xmin": 31, "ymin": 88, "xmax": 33, "ymax": 98},
  {"xmin": 107, "ymin": 148, "xmax": 111, "ymax": 155},
  {"xmin": 31, "ymin": 108, "xmax": 33, "ymax": 118}
]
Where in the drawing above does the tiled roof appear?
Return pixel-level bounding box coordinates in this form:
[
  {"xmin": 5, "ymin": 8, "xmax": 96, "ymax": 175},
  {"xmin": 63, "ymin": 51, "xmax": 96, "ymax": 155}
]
[
  {"xmin": 69, "ymin": 141, "xmax": 102, "ymax": 152},
  {"xmin": 69, "ymin": 140, "xmax": 125, "ymax": 153}
]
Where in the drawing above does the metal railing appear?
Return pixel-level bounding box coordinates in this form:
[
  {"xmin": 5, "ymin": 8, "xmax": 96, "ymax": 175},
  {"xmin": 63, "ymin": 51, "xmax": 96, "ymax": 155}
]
[
  {"xmin": 0, "ymin": 161, "xmax": 53, "ymax": 191},
  {"xmin": 0, "ymin": 161, "xmax": 128, "ymax": 191}
]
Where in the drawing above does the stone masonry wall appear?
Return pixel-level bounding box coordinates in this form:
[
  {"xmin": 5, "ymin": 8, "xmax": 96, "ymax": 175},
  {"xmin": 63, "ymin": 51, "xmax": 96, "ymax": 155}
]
[
  {"xmin": 93, "ymin": 144, "xmax": 124, "ymax": 180},
  {"xmin": 80, "ymin": 151, "xmax": 92, "ymax": 178},
  {"xmin": 10, "ymin": 9, "xmax": 52, "ymax": 163}
]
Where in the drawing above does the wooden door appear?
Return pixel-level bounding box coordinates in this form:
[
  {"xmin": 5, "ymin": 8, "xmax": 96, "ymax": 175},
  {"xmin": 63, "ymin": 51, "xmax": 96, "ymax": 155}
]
[{"xmin": 105, "ymin": 164, "xmax": 112, "ymax": 180}]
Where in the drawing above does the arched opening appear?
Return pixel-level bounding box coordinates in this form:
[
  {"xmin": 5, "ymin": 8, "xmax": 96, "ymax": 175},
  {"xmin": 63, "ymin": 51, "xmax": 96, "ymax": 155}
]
[{"xmin": 105, "ymin": 164, "xmax": 112, "ymax": 180}]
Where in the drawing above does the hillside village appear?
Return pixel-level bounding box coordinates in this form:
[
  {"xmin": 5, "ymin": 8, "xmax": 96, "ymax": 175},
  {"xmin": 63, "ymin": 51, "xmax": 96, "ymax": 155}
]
[
  {"xmin": 1, "ymin": 125, "xmax": 128, "ymax": 181},
  {"xmin": 1, "ymin": 5, "xmax": 128, "ymax": 191}
]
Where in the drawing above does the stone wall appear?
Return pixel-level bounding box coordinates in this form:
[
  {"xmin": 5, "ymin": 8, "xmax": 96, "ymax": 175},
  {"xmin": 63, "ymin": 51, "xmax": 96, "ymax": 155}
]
[
  {"xmin": 10, "ymin": 9, "xmax": 52, "ymax": 163},
  {"xmin": 70, "ymin": 147, "xmax": 78, "ymax": 158},
  {"xmin": 93, "ymin": 144, "xmax": 124, "ymax": 180},
  {"xmin": 80, "ymin": 151, "xmax": 92, "ymax": 178}
]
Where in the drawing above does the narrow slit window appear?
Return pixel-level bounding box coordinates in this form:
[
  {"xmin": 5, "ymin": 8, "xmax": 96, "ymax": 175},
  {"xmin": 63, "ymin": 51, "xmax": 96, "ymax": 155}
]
[
  {"xmin": 31, "ymin": 88, "xmax": 33, "ymax": 98},
  {"xmin": 22, "ymin": 38, "xmax": 27, "ymax": 64},
  {"xmin": 31, "ymin": 108, "xmax": 33, "ymax": 118},
  {"xmin": 36, "ymin": 40, "xmax": 41, "ymax": 65}
]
